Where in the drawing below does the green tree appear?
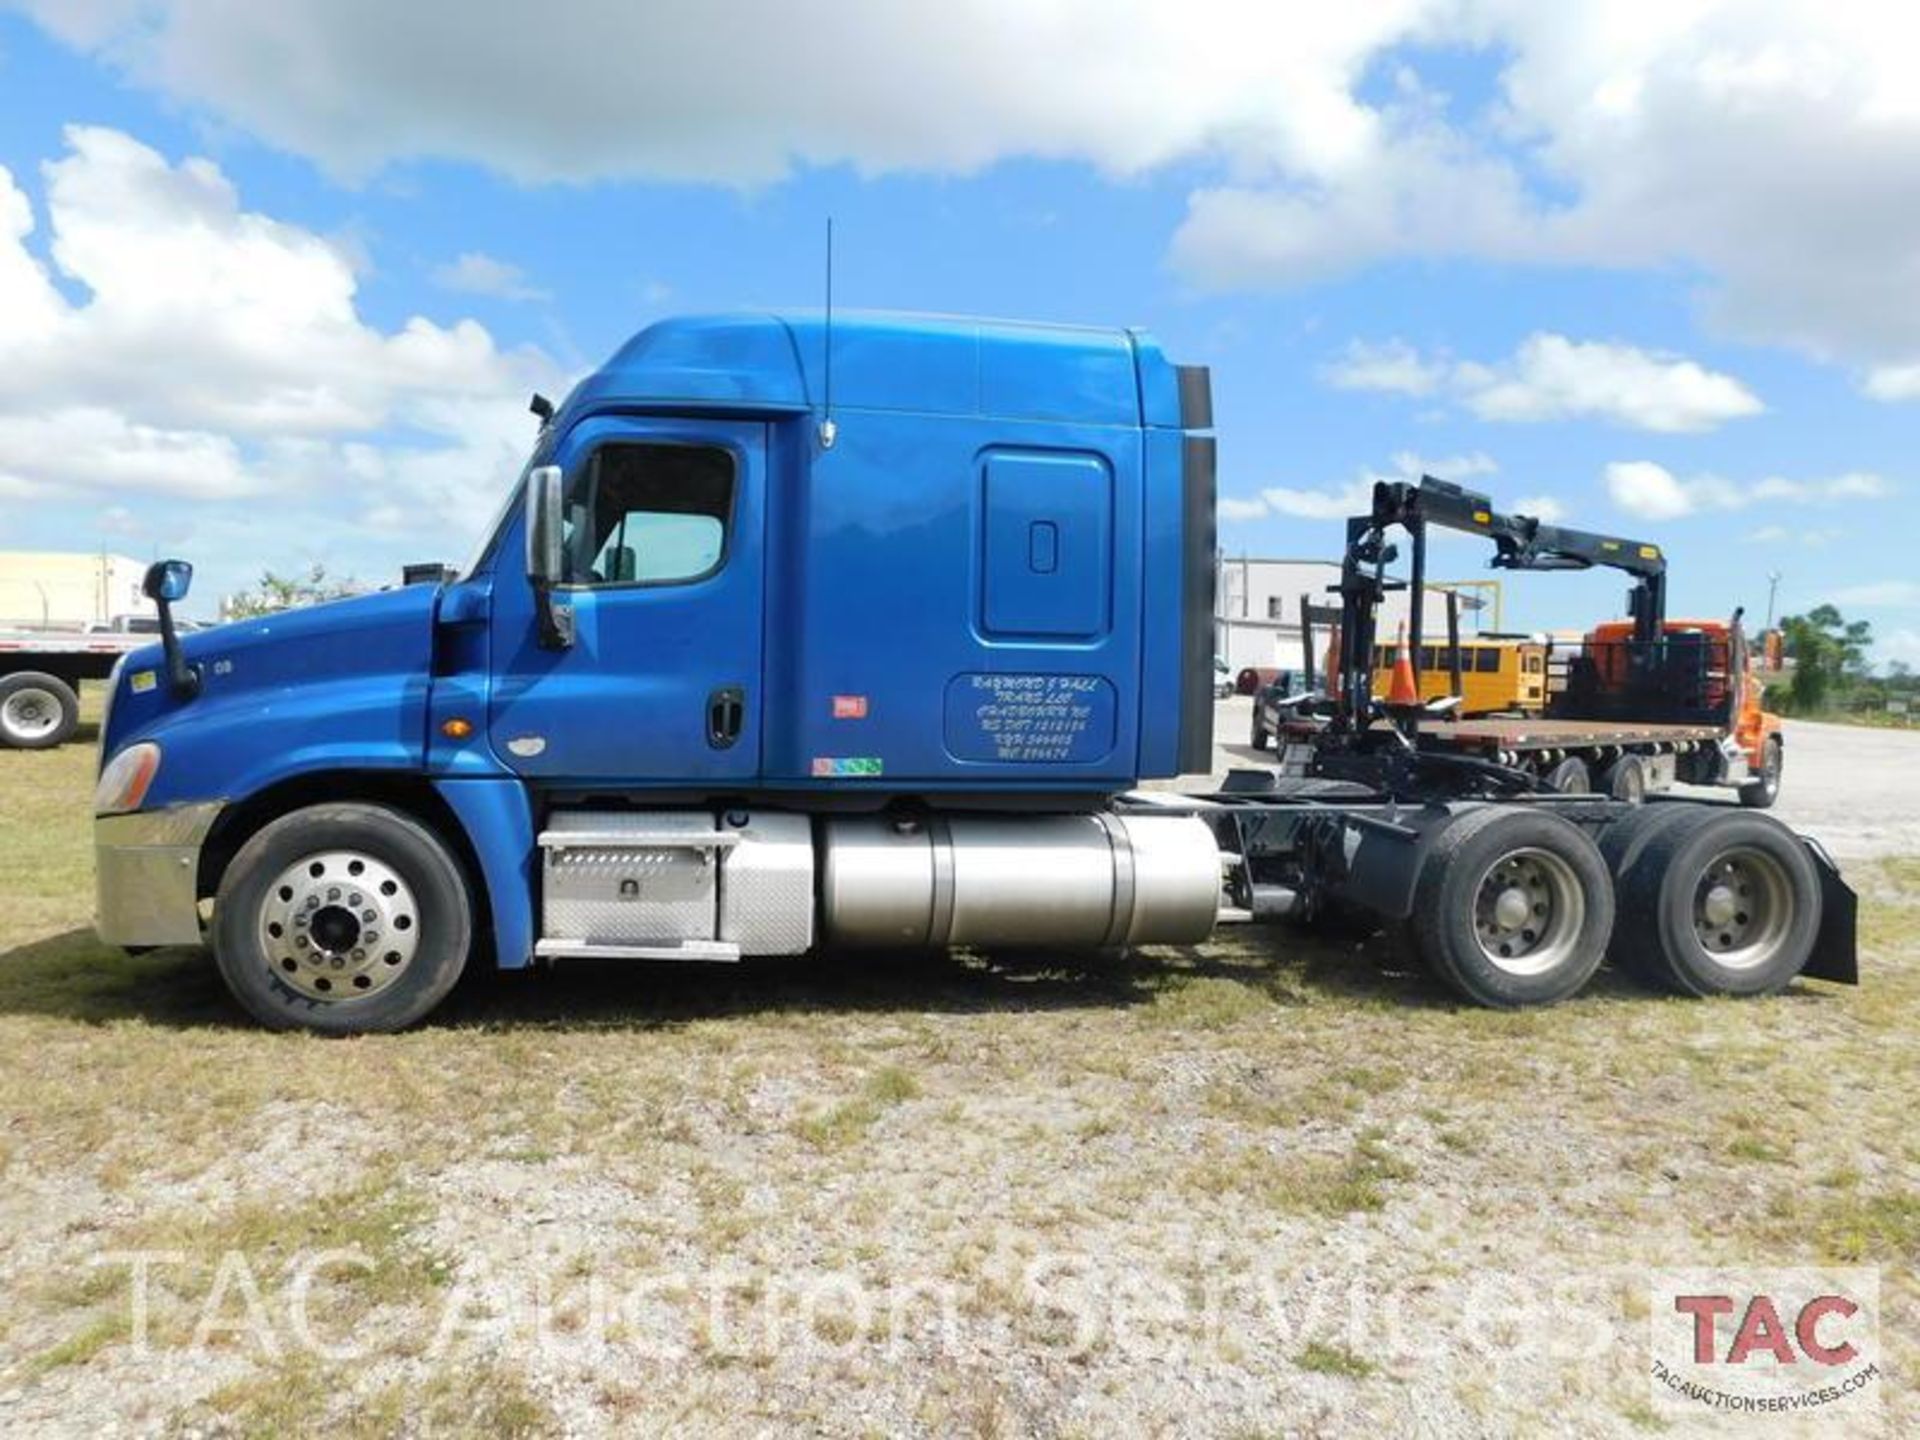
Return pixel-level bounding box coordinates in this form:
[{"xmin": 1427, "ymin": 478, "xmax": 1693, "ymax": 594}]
[
  {"xmin": 1779, "ymin": 604, "xmax": 1873, "ymax": 713},
  {"xmin": 224, "ymin": 563, "xmax": 365, "ymax": 619}
]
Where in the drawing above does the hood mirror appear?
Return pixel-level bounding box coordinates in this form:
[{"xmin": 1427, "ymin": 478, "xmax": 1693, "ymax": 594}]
[
  {"xmin": 142, "ymin": 559, "xmax": 193, "ymax": 604},
  {"xmin": 140, "ymin": 559, "xmax": 201, "ymax": 698}
]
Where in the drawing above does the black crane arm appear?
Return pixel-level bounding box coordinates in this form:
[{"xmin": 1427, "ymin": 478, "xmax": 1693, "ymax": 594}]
[{"xmin": 1370, "ymin": 476, "xmax": 1668, "ymax": 643}]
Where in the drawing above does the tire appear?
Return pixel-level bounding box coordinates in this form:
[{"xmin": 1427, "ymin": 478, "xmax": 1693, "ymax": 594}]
[
  {"xmin": 1544, "ymin": 755, "xmax": 1591, "ymax": 794},
  {"xmin": 1598, "ymin": 754, "xmax": 1647, "ymax": 803},
  {"xmin": 1739, "ymin": 736, "xmax": 1782, "ymax": 809},
  {"xmin": 1412, "ymin": 807, "xmax": 1615, "ymax": 1008},
  {"xmin": 1250, "ymin": 706, "xmax": 1271, "ymax": 751},
  {"xmin": 1609, "ymin": 807, "xmax": 1820, "ymax": 997},
  {"xmin": 0, "ymin": 672, "xmax": 80, "ymax": 749},
  {"xmin": 213, "ymin": 802, "xmax": 473, "ymax": 1033},
  {"xmin": 1596, "ymin": 803, "xmax": 1701, "ymax": 984}
]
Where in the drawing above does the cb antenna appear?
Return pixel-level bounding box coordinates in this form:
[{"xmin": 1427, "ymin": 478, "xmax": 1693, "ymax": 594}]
[{"xmin": 818, "ymin": 217, "xmax": 837, "ymax": 450}]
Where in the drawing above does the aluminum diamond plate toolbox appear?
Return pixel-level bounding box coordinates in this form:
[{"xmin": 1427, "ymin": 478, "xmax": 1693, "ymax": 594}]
[{"xmin": 540, "ymin": 811, "xmax": 720, "ymax": 944}]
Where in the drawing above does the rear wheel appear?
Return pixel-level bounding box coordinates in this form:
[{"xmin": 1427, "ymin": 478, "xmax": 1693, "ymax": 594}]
[
  {"xmin": 1599, "ymin": 754, "xmax": 1647, "ymax": 803},
  {"xmin": 1412, "ymin": 808, "xmax": 1615, "ymax": 1008},
  {"xmin": 213, "ymin": 802, "xmax": 473, "ymax": 1033},
  {"xmin": 1609, "ymin": 807, "xmax": 1819, "ymax": 996},
  {"xmin": 1544, "ymin": 755, "xmax": 1591, "ymax": 794},
  {"xmin": 1739, "ymin": 736, "xmax": 1782, "ymax": 809},
  {"xmin": 0, "ymin": 672, "xmax": 80, "ymax": 749}
]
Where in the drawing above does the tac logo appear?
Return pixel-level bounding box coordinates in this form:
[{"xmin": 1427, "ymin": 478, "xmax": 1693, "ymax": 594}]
[{"xmin": 1648, "ymin": 1268, "xmax": 1880, "ymax": 1419}]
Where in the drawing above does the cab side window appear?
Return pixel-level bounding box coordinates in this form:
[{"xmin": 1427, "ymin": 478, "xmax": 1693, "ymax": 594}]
[{"xmin": 563, "ymin": 442, "xmax": 733, "ymax": 586}]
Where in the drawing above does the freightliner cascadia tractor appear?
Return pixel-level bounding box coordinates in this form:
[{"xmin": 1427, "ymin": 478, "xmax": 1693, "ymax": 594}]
[{"xmin": 92, "ymin": 312, "xmax": 1855, "ymax": 1033}]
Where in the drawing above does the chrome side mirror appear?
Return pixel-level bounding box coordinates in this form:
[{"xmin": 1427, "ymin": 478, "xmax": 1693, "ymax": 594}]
[
  {"xmin": 525, "ymin": 465, "xmax": 565, "ymax": 585},
  {"xmin": 524, "ymin": 465, "xmax": 573, "ymax": 649}
]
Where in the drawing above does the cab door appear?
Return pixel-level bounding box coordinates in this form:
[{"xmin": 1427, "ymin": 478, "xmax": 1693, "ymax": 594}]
[{"xmin": 487, "ymin": 416, "xmax": 766, "ymax": 785}]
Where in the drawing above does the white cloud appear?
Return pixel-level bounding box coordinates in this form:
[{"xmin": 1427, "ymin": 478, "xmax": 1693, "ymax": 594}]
[
  {"xmin": 432, "ymin": 251, "xmax": 549, "ymax": 302},
  {"xmin": 1512, "ymin": 494, "xmax": 1567, "ymax": 523},
  {"xmin": 17, "ymin": 2, "xmax": 1427, "ymax": 186},
  {"xmin": 1604, "ymin": 461, "xmax": 1695, "ymax": 521},
  {"xmin": 1605, "ymin": 461, "xmax": 1891, "ymax": 521},
  {"xmin": 1218, "ymin": 450, "xmax": 1518, "ymax": 525},
  {"xmin": 1823, "ymin": 581, "xmax": 1920, "ymax": 608},
  {"xmin": 0, "ymin": 127, "xmax": 558, "ymax": 592},
  {"xmin": 1881, "ymin": 629, "xmax": 1920, "ymax": 668},
  {"xmin": 1257, "ymin": 476, "xmax": 1379, "ymax": 522},
  {"xmin": 1389, "ymin": 450, "xmax": 1497, "ymax": 482},
  {"xmin": 20, "ymin": 5, "xmax": 1920, "ymax": 367},
  {"xmin": 1216, "ymin": 495, "xmax": 1272, "ymax": 523},
  {"xmin": 1171, "ymin": 5, "xmax": 1920, "ymax": 369},
  {"xmin": 1332, "ymin": 334, "xmax": 1762, "ymax": 433},
  {"xmin": 1864, "ymin": 363, "xmax": 1920, "ymax": 401},
  {"xmin": 1325, "ymin": 341, "xmax": 1446, "ymax": 397}
]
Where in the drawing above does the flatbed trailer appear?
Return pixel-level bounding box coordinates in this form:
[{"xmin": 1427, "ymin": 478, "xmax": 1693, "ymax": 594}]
[
  {"xmin": 1276, "ymin": 712, "xmax": 1736, "ymax": 801},
  {"xmin": 0, "ymin": 630, "xmax": 147, "ymax": 749}
]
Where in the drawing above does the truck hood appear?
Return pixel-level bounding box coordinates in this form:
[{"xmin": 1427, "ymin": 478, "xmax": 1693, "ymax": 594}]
[
  {"xmin": 105, "ymin": 586, "xmax": 441, "ymax": 805},
  {"xmin": 178, "ymin": 585, "xmax": 438, "ymax": 678}
]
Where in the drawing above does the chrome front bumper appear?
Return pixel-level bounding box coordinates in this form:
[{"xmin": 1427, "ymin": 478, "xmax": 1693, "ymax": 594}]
[{"xmin": 95, "ymin": 801, "xmax": 223, "ymax": 947}]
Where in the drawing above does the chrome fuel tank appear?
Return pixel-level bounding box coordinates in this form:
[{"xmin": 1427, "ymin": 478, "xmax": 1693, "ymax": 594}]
[{"xmin": 820, "ymin": 812, "xmax": 1220, "ymax": 949}]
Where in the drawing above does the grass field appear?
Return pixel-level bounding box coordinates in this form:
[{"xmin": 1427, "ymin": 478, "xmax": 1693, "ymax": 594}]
[{"xmin": 1, "ymin": 692, "xmax": 1916, "ymax": 1435}]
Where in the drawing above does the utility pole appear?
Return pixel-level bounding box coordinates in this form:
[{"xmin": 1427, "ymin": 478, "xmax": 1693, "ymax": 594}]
[{"xmin": 1764, "ymin": 570, "xmax": 1782, "ymax": 630}]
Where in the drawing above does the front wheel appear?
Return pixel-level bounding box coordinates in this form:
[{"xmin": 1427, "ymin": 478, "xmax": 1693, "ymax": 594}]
[
  {"xmin": 1739, "ymin": 736, "xmax": 1782, "ymax": 808},
  {"xmin": 1249, "ymin": 707, "xmax": 1270, "ymax": 751},
  {"xmin": 1412, "ymin": 807, "xmax": 1615, "ymax": 1008},
  {"xmin": 213, "ymin": 802, "xmax": 473, "ymax": 1033}
]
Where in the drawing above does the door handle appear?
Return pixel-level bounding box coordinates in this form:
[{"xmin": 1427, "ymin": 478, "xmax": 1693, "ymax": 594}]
[{"xmin": 707, "ymin": 685, "xmax": 745, "ymax": 750}]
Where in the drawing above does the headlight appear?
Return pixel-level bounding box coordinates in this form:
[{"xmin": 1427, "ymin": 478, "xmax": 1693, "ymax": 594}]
[{"xmin": 95, "ymin": 741, "xmax": 162, "ymax": 815}]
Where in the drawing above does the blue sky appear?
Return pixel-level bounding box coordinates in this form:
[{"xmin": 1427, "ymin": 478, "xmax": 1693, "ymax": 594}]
[{"xmin": 0, "ymin": 3, "xmax": 1915, "ymax": 662}]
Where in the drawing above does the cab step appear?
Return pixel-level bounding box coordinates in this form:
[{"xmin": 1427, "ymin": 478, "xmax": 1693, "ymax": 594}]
[{"xmin": 533, "ymin": 938, "xmax": 742, "ymax": 962}]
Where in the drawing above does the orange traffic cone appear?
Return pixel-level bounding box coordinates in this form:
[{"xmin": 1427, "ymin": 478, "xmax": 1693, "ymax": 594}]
[{"xmin": 1387, "ymin": 622, "xmax": 1420, "ymax": 707}]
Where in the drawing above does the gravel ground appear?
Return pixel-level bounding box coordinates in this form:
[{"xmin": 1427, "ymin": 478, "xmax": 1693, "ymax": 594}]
[{"xmin": 0, "ymin": 697, "xmax": 1915, "ymax": 1437}]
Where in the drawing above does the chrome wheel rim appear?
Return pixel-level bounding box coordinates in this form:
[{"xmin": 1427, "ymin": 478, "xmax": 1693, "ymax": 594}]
[
  {"xmin": 2, "ymin": 686, "xmax": 61, "ymax": 741},
  {"xmin": 1692, "ymin": 846, "xmax": 1792, "ymax": 971},
  {"xmin": 1472, "ymin": 846, "xmax": 1586, "ymax": 977},
  {"xmin": 258, "ymin": 850, "xmax": 420, "ymax": 1001}
]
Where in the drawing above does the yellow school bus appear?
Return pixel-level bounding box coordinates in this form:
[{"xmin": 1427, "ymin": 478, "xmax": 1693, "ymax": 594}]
[{"xmin": 1371, "ymin": 636, "xmax": 1548, "ymax": 715}]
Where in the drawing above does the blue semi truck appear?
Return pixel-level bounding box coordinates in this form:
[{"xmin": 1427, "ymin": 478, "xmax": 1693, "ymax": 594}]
[{"xmin": 92, "ymin": 311, "xmax": 1855, "ymax": 1032}]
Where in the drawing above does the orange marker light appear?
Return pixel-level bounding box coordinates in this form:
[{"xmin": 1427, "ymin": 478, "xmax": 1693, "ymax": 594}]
[{"xmin": 441, "ymin": 718, "xmax": 474, "ymax": 739}]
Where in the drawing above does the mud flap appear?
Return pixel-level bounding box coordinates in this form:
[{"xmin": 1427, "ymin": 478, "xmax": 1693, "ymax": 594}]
[{"xmin": 1798, "ymin": 837, "xmax": 1858, "ymax": 985}]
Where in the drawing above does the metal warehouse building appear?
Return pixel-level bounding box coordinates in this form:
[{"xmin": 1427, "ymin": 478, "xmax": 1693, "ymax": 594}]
[{"xmin": 0, "ymin": 552, "xmax": 155, "ymax": 630}]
